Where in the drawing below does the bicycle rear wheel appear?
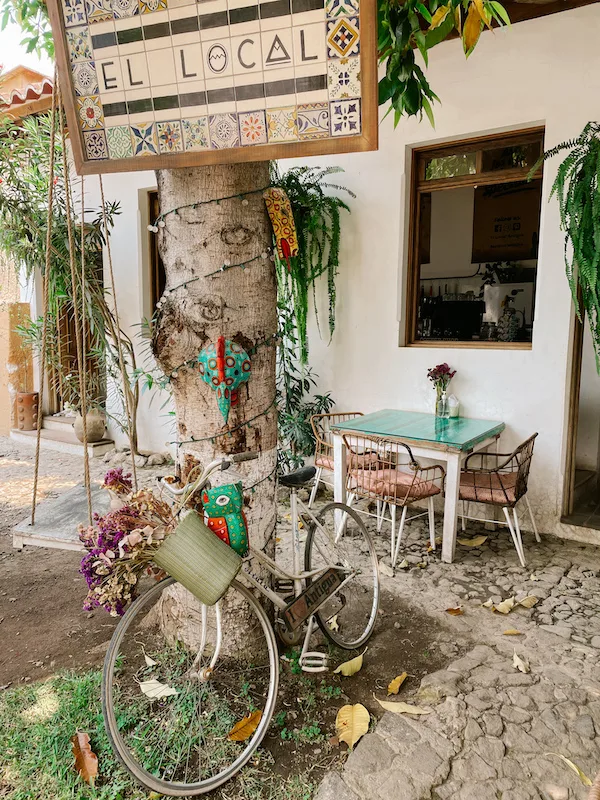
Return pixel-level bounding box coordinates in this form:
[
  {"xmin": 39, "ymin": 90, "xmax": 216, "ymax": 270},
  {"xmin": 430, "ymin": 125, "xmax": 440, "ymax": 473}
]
[
  {"xmin": 304, "ymin": 502, "xmax": 379, "ymax": 650},
  {"xmin": 102, "ymin": 577, "xmax": 278, "ymax": 797}
]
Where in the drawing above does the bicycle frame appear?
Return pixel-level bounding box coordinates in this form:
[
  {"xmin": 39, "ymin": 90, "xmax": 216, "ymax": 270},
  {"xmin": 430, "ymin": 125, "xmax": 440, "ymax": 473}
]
[{"xmin": 163, "ymin": 459, "xmax": 356, "ymax": 673}]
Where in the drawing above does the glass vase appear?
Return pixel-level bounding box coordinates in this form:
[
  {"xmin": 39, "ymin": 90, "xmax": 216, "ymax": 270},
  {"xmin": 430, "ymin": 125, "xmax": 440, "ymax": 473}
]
[{"xmin": 435, "ymin": 387, "xmax": 450, "ymax": 419}]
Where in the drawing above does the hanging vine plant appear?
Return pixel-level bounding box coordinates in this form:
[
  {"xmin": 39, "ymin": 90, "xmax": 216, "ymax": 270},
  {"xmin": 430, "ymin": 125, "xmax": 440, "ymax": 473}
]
[
  {"xmin": 378, "ymin": 0, "xmax": 511, "ymax": 126},
  {"xmin": 271, "ymin": 165, "xmax": 355, "ymax": 364},
  {"xmin": 535, "ymin": 123, "xmax": 600, "ymax": 369}
]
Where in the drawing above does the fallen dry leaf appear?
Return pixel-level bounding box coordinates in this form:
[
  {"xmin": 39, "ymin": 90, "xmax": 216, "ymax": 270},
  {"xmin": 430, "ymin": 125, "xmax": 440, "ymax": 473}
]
[
  {"xmin": 334, "ymin": 647, "xmax": 367, "ymax": 677},
  {"xmin": 144, "ymin": 653, "xmax": 157, "ymax": 667},
  {"xmin": 456, "ymin": 535, "xmax": 488, "ymax": 547},
  {"xmin": 328, "ymin": 615, "xmax": 339, "ymax": 632},
  {"xmin": 494, "ymin": 597, "xmax": 516, "ymax": 615},
  {"xmin": 445, "ymin": 607, "xmax": 463, "ymax": 616},
  {"xmin": 512, "ymin": 650, "xmax": 530, "ymax": 674},
  {"xmin": 530, "ymin": 573, "xmax": 539, "ymax": 581},
  {"xmin": 335, "ymin": 704, "xmax": 370, "ymax": 749},
  {"xmin": 387, "ymin": 672, "xmax": 408, "ymax": 695},
  {"xmin": 71, "ymin": 732, "xmax": 98, "ymax": 786},
  {"xmin": 379, "ymin": 562, "xmax": 394, "ymax": 578},
  {"xmin": 518, "ymin": 596, "xmax": 538, "ymax": 609},
  {"xmin": 227, "ymin": 710, "xmax": 262, "ymax": 742},
  {"xmin": 397, "ymin": 559, "xmax": 410, "ymax": 570},
  {"xmin": 139, "ymin": 679, "xmax": 178, "ymax": 699},
  {"xmin": 545, "ymin": 753, "xmax": 592, "ymax": 786},
  {"xmin": 503, "ymin": 629, "xmax": 522, "ymax": 636},
  {"xmin": 373, "ymin": 694, "xmax": 432, "ymax": 715},
  {"xmin": 482, "ymin": 598, "xmax": 494, "ymax": 608}
]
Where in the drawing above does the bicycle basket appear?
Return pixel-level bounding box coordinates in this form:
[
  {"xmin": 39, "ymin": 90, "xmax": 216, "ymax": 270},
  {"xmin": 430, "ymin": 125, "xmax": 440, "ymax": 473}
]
[{"xmin": 154, "ymin": 511, "xmax": 242, "ymax": 606}]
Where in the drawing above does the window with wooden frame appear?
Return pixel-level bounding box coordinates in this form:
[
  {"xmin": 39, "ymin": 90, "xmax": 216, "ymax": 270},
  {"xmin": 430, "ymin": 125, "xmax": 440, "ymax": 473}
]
[
  {"xmin": 405, "ymin": 128, "xmax": 545, "ymax": 348},
  {"xmin": 149, "ymin": 190, "xmax": 166, "ymax": 312}
]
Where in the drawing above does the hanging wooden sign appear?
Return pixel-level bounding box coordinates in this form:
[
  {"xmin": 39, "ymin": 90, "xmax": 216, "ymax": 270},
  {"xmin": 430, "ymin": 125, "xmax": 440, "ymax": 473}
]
[{"xmin": 46, "ymin": 0, "xmax": 378, "ymax": 174}]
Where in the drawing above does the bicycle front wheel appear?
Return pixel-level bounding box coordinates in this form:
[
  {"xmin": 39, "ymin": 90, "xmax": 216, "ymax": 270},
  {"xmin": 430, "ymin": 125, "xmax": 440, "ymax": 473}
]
[
  {"xmin": 102, "ymin": 577, "xmax": 279, "ymax": 797},
  {"xmin": 304, "ymin": 502, "xmax": 379, "ymax": 650}
]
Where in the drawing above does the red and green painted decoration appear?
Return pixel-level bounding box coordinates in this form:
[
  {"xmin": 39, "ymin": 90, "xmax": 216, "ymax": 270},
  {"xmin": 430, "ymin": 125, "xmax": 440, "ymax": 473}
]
[
  {"xmin": 202, "ymin": 482, "xmax": 249, "ymax": 556},
  {"xmin": 198, "ymin": 336, "xmax": 252, "ymax": 424}
]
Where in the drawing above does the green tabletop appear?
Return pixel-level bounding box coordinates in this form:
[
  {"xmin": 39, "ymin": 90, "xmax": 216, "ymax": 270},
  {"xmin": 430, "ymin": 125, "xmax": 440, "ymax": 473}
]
[{"xmin": 331, "ymin": 409, "xmax": 505, "ymax": 453}]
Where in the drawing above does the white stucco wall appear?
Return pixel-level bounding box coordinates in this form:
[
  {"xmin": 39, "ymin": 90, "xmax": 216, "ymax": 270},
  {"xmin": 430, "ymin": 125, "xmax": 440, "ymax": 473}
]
[
  {"xmin": 90, "ymin": 3, "xmax": 600, "ymax": 542},
  {"xmin": 293, "ymin": 4, "xmax": 600, "ymax": 544}
]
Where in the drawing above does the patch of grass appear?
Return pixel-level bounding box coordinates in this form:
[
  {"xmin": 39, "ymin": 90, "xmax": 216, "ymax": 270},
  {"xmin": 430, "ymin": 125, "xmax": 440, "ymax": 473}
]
[
  {"xmin": 0, "ymin": 671, "xmax": 316, "ymax": 800},
  {"xmin": 279, "ymin": 724, "xmax": 324, "ymax": 745}
]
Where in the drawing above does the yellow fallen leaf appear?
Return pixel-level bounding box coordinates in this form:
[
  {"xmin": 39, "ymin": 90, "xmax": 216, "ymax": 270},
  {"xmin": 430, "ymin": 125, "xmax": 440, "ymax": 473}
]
[
  {"xmin": 503, "ymin": 629, "xmax": 522, "ymax": 636},
  {"xmin": 545, "ymin": 753, "xmax": 592, "ymax": 786},
  {"xmin": 227, "ymin": 710, "xmax": 262, "ymax": 742},
  {"xmin": 512, "ymin": 650, "xmax": 530, "ymax": 674},
  {"xmin": 457, "ymin": 535, "xmax": 488, "ymax": 547},
  {"xmin": 387, "ymin": 672, "xmax": 408, "ymax": 695},
  {"xmin": 494, "ymin": 597, "xmax": 516, "ymax": 615},
  {"xmin": 482, "ymin": 598, "xmax": 494, "ymax": 608},
  {"xmin": 71, "ymin": 732, "xmax": 98, "ymax": 786},
  {"xmin": 397, "ymin": 559, "xmax": 409, "ymax": 570},
  {"xmin": 445, "ymin": 607, "xmax": 463, "ymax": 616},
  {"xmin": 328, "ymin": 614, "xmax": 339, "ymax": 632},
  {"xmin": 373, "ymin": 694, "xmax": 431, "ymax": 715},
  {"xmin": 519, "ymin": 596, "xmax": 538, "ymax": 609},
  {"xmin": 334, "ymin": 648, "xmax": 367, "ymax": 677},
  {"xmin": 139, "ymin": 679, "xmax": 178, "ymax": 699},
  {"xmin": 530, "ymin": 573, "xmax": 539, "ymax": 581},
  {"xmin": 335, "ymin": 704, "xmax": 370, "ymax": 749}
]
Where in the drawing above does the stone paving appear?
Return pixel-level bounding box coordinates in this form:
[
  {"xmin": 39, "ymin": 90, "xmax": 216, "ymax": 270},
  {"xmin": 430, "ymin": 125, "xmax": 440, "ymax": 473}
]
[{"xmin": 314, "ymin": 497, "xmax": 600, "ymax": 800}]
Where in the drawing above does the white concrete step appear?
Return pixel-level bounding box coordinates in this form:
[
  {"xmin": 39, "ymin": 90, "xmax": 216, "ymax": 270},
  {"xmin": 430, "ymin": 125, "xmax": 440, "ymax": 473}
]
[
  {"xmin": 10, "ymin": 427, "xmax": 114, "ymax": 458},
  {"xmin": 42, "ymin": 414, "xmax": 77, "ymax": 432}
]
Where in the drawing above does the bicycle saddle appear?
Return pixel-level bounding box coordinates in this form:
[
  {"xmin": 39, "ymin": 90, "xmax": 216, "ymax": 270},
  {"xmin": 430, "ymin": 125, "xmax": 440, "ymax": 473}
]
[{"xmin": 279, "ymin": 466, "xmax": 317, "ymax": 487}]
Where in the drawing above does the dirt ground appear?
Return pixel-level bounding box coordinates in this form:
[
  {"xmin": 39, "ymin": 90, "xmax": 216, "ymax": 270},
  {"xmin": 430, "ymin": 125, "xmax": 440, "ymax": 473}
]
[{"xmin": 0, "ymin": 437, "xmax": 164, "ymax": 688}]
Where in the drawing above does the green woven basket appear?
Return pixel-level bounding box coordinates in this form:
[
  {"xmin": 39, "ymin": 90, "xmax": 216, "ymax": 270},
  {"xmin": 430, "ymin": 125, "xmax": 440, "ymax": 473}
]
[{"xmin": 154, "ymin": 511, "xmax": 242, "ymax": 606}]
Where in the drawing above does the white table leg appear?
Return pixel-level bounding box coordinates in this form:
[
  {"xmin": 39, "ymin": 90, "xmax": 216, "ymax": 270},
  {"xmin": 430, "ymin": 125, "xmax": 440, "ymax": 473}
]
[
  {"xmin": 442, "ymin": 452, "xmax": 461, "ymax": 564},
  {"xmin": 333, "ymin": 433, "xmax": 347, "ymax": 530}
]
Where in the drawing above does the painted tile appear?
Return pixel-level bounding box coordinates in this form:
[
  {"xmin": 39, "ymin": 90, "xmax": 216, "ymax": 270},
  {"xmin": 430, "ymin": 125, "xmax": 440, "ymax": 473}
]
[
  {"xmin": 130, "ymin": 121, "xmax": 160, "ymax": 155},
  {"xmin": 266, "ymin": 106, "xmax": 297, "ymax": 142},
  {"xmin": 327, "ymin": 55, "xmax": 360, "ymax": 100},
  {"xmin": 330, "ymin": 97, "xmax": 360, "ymax": 136},
  {"xmin": 106, "ymin": 125, "xmax": 134, "ymax": 158},
  {"xmin": 325, "ymin": 0, "xmax": 359, "ymax": 17},
  {"xmin": 62, "ymin": 0, "xmax": 87, "ymax": 28},
  {"xmin": 297, "ymin": 102, "xmax": 329, "ymax": 139},
  {"xmin": 157, "ymin": 120, "xmax": 184, "ymax": 152},
  {"xmin": 112, "ymin": 0, "xmax": 139, "ymax": 17},
  {"xmin": 77, "ymin": 95, "xmax": 105, "ymax": 129},
  {"xmin": 209, "ymin": 113, "xmax": 239, "ymax": 149},
  {"xmin": 239, "ymin": 110, "xmax": 267, "ymax": 145},
  {"xmin": 139, "ymin": 0, "xmax": 168, "ymax": 13},
  {"xmin": 327, "ymin": 16, "xmax": 359, "ymax": 58},
  {"xmin": 72, "ymin": 61, "xmax": 99, "ymax": 95},
  {"xmin": 83, "ymin": 129, "xmax": 109, "ymax": 159},
  {"xmin": 85, "ymin": 0, "xmax": 113, "ymax": 22},
  {"xmin": 182, "ymin": 117, "xmax": 210, "ymax": 151},
  {"xmin": 66, "ymin": 26, "xmax": 93, "ymax": 63}
]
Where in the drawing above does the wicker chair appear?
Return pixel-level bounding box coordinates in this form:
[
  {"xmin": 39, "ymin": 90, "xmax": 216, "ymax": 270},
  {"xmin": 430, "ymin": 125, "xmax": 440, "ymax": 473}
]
[
  {"xmin": 459, "ymin": 433, "xmax": 539, "ymax": 566},
  {"xmin": 342, "ymin": 434, "xmax": 446, "ymax": 567},
  {"xmin": 309, "ymin": 412, "xmax": 377, "ymax": 507}
]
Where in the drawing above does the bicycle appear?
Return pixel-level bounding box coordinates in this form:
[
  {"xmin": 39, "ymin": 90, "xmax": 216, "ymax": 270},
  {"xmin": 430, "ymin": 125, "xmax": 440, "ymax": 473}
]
[{"xmin": 102, "ymin": 453, "xmax": 380, "ymax": 797}]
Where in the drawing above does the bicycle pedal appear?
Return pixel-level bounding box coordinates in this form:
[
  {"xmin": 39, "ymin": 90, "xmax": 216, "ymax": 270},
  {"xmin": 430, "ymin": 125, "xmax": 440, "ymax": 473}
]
[
  {"xmin": 299, "ymin": 651, "xmax": 329, "ymax": 673},
  {"xmin": 274, "ymin": 578, "xmax": 295, "ymax": 595}
]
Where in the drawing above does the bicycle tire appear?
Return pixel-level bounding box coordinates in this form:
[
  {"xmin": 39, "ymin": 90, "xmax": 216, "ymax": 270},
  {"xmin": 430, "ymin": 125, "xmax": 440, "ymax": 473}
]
[
  {"xmin": 102, "ymin": 577, "xmax": 279, "ymax": 796},
  {"xmin": 304, "ymin": 502, "xmax": 379, "ymax": 650}
]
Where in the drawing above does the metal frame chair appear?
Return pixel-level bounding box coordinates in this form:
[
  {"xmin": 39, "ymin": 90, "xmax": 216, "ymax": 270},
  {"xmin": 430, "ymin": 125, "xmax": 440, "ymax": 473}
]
[
  {"xmin": 459, "ymin": 433, "xmax": 540, "ymax": 566},
  {"xmin": 342, "ymin": 434, "xmax": 446, "ymax": 567},
  {"xmin": 309, "ymin": 412, "xmax": 367, "ymax": 507}
]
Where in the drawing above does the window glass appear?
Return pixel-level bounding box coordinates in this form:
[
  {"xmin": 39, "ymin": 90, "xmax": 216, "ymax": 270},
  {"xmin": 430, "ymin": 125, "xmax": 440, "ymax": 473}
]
[{"xmin": 424, "ymin": 152, "xmax": 477, "ymax": 181}]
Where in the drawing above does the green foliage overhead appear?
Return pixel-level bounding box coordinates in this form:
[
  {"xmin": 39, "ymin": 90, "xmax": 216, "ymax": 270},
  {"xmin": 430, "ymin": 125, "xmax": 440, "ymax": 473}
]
[
  {"xmin": 378, "ymin": 0, "xmax": 510, "ymax": 126},
  {"xmin": 536, "ymin": 122, "xmax": 600, "ymax": 370}
]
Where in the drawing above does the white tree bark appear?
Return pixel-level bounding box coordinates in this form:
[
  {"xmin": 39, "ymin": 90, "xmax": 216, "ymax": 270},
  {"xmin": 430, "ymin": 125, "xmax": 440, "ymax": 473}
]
[{"xmin": 152, "ymin": 163, "xmax": 277, "ymax": 647}]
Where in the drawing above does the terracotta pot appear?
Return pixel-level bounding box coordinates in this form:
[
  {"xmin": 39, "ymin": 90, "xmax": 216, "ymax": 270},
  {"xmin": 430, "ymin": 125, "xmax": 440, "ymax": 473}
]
[
  {"xmin": 74, "ymin": 410, "xmax": 106, "ymax": 443},
  {"xmin": 16, "ymin": 392, "xmax": 39, "ymax": 431}
]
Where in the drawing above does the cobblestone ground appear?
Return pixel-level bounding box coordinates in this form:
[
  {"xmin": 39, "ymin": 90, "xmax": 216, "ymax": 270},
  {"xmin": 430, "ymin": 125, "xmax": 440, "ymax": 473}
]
[{"xmin": 312, "ymin": 496, "xmax": 600, "ymax": 800}]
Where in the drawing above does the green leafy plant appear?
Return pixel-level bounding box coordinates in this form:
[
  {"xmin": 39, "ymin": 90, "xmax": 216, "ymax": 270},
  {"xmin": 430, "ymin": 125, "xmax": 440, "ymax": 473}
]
[
  {"xmin": 0, "ymin": 112, "xmax": 141, "ymax": 446},
  {"xmin": 378, "ymin": 0, "xmax": 511, "ymax": 126},
  {"xmin": 271, "ymin": 164, "xmax": 354, "ymax": 364},
  {"xmin": 535, "ymin": 123, "xmax": 600, "ymax": 369}
]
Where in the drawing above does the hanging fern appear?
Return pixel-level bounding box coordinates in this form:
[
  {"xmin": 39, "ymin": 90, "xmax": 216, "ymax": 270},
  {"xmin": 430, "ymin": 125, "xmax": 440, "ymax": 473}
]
[
  {"xmin": 537, "ymin": 122, "xmax": 600, "ymax": 369},
  {"xmin": 271, "ymin": 164, "xmax": 354, "ymax": 363}
]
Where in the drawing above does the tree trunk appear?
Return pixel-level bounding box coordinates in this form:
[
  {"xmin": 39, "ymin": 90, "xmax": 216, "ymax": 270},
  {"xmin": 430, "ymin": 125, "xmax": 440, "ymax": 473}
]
[{"xmin": 152, "ymin": 162, "xmax": 277, "ymax": 647}]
